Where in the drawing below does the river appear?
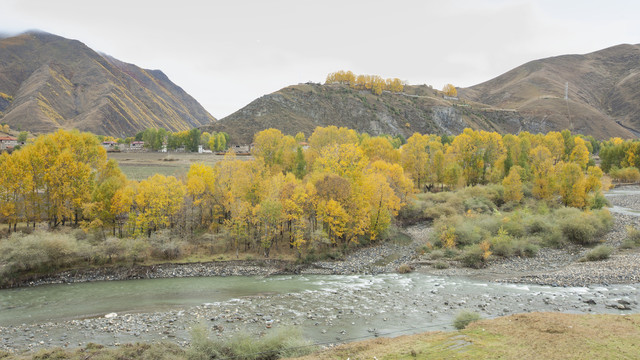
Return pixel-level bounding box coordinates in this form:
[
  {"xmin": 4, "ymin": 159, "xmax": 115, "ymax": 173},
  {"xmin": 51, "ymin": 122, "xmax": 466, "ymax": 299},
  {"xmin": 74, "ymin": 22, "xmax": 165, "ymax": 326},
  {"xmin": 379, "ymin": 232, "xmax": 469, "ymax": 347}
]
[{"xmin": 1, "ymin": 273, "xmax": 638, "ymax": 351}]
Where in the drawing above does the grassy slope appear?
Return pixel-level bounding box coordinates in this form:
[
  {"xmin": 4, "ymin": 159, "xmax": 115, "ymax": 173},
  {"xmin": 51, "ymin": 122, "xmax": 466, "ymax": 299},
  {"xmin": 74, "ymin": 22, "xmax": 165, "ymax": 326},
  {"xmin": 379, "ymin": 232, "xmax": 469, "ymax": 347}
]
[
  {"xmin": 290, "ymin": 313, "xmax": 640, "ymax": 360},
  {"xmin": 2, "ymin": 313, "xmax": 637, "ymax": 359}
]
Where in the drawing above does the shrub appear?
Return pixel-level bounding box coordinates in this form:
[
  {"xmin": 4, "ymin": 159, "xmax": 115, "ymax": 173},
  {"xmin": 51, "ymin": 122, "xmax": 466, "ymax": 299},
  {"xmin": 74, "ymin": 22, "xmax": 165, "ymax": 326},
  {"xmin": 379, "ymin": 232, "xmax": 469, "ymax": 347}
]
[
  {"xmin": 459, "ymin": 245, "xmax": 486, "ymax": 268},
  {"xmin": 453, "ymin": 310, "xmax": 481, "ymax": 330},
  {"xmin": 429, "ymin": 249, "xmax": 445, "ymax": 260},
  {"xmin": 187, "ymin": 325, "xmax": 313, "ymax": 360},
  {"xmin": 588, "ymin": 192, "xmax": 609, "ymax": 210},
  {"xmin": 463, "ymin": 196, "xmax": 495, "ymax": 214},
  {"xmin": 621, "ymin": 227, "xmax": 640, "ymax": 249},
  {"xmin": 433, "ymin": 261, "xmax": 449, "ymax": 269},
  {"xmin": 541, "ymin": 227, "xmax": 565, "ymax": 248},
  {"xmin": 525, "ymin": 216, "xmax": 552, "ymax": 236},
  {"xmin": 423, "ymin": 203, "xmax": 458, "ymax": 220},
  {"xmin": 454, "ymin": 222, "xmax": 486, "ymax": 247},
  {"xmin": 557, "ymin": 209, "xmax": 612, "ymax": 245},
  {"xmin": 581, "ymin": 245, "xmax": 613, "ymax": 262},
  {"xmin": 151, "ymin": 238, "xmax": 185, "ymax": 260},
  {"xmin": 397, "ymin": 264, "xmax": 413, "ymax": 274},
  {"xmin": 490, "ymin": 228, "xmax": 513, "ymax": 257},
  {"xmin": 610, "ymin": 167, "xmax": 640, "ymax": 182},
  {"xmin": 0, "ymin": 231, "xmax": 81, "ymax": 281},
  {"xmin": 512, "ymin": 238, "xmax": 540, "ymax": 257}
]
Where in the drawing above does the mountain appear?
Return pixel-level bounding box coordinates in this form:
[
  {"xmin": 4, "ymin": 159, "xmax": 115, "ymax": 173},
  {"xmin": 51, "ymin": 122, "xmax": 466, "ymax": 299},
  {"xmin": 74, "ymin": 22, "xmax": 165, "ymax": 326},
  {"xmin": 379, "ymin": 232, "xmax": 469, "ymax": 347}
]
[
  {"xmin": 0, "ymin": 31, "xmax": 215, "ymax": 136},
  {"xmin": 207, "ymin": 45, "xmax": 640, "ymax": 144},
  {"xmin": 460, "ymin": 44, "xmax": 640, "ymax": 138},
  {"xmin": 203, "ymin": 82, "xmax": 551, "ymax": 144}
]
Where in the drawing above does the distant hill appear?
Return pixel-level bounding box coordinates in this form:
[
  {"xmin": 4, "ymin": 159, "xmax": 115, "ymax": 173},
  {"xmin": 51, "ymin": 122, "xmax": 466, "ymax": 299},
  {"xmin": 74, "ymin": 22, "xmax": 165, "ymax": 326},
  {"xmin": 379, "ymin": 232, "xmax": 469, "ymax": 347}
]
[
  {"xmin": 203, "ymin": 83, "xmax": 552, "ymax": 144},
  {"xmin": 207, "ymin": 45, "xmax": 640, "ymax": 144},
  {"xmin": 0, "ymin": 32, "xmax": 215, "ymax": 136},
  {"xmin": 460, "ymin": 44, "xmax": 640, "ymax": 139}
]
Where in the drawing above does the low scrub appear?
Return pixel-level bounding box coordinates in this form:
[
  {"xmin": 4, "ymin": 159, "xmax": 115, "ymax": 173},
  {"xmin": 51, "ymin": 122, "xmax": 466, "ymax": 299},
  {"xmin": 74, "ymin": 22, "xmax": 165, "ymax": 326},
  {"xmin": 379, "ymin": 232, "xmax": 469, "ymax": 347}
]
[
  {"xmin": 0, "ymin": 231, "xmax": 83, "ymax": 283},
  {"xmin": 453, "ymin": 310, "xmax": 481, "ymax": 330},
  {"xmin": 187, "ymin": 325, "xmax": 314, "ymax": 360},
  {"xmin": 557, "ymin": 209, "xmax": 613, "ymax": 245},
  {"xmin": 621, "ymin": 227, "xmax": 640, "ymax": 249},
  {"xmin": 397, "ymin": 263, "xmax": 413, "ymax": 273},
  {"xmin": 581, "ymin": 245, "xmax": 613, "ymax": 262},
  {"xmin": 610, "ymin": 167, "xmax": 640, "ymax": 183},
  {"xmin": 459, "ymin": 244, "xmax": 487, "ymax": 268}
]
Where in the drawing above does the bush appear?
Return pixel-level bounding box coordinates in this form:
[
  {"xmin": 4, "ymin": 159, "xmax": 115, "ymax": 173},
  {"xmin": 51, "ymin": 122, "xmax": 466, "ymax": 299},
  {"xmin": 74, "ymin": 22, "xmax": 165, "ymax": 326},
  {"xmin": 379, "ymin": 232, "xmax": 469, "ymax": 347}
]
[
  {"xmin": 0, "ymin": 231, "xmax": 81, "ymax": 281},
  {"xmin": 429, "ymin": 249, "xmax": 445, "ymax": 260},
  {"xmin": 397, "ymin": 264, "xmax": 413, "ymax": 273},
  {"xmin": 558, "ymin": 209, "xmax": 612, "ymax": 245},
  {"xmin": 490, "ymin": 230, "xmax": 514, "ymax": 258},
  {"xmin": 433, "ymin": 260, "xmax": 449, "ymax": 269},
  {"xmin": 525, "ymin": 216, "xmax": 552, "ymax": 236},
  {"xmin": 581, "ymin": 245, "xmax": 613, "ymax": 262},
  {"xmin": 187, "ymin": 325, "xmax": 313, "ymax": 360},
  {"xmin": 463, "ymin": 196, "xmax": 495, "ymax": 214},
  {"xmin": 459, "ymin": 245, "xmax": 487, "ymax": 268},
  {"xmin": 621, "ymin": 227, "xmax": 640, "ymax": 249},
  {"xmin": 512, "ymin": 238, "xmax": 540, "ymax": 257},
  {"xmin": 150, "ymin": 236, "xmax": 185, "ymax": 260},
  {"xmin": 453, "ymin": 310, "xmax": 481, "ymax": 330},
  {"xmin": 610, "ymin": 167, "xmax": 640, "ymax": 182}
]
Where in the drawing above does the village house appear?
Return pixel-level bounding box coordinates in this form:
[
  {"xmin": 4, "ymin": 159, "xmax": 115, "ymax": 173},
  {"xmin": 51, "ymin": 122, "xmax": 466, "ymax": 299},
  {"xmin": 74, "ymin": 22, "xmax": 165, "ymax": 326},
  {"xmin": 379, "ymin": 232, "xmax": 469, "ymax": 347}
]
[
  {"xmin": 0, "ymin": 136, "xmax": 19, "ymax": 151},
  {"xmin": 130, "ymin": 141, "xmax": 145, "ymax": 149},
  {"xmin": 101, "ymin": 140, "xmax": 118, "ymax": 151}
]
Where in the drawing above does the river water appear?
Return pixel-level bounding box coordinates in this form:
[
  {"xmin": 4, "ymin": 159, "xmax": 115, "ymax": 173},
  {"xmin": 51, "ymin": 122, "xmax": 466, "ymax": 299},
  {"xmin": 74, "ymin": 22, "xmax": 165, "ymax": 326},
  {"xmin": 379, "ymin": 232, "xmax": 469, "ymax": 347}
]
[{"xmin": 1, "ymin": 273, "xmax": 638, "ymax": 350}]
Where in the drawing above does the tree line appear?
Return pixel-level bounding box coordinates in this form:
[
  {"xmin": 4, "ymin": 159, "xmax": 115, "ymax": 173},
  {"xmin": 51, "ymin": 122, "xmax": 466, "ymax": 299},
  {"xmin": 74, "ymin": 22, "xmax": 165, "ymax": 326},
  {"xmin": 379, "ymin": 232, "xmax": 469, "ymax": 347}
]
[
  {"xmin": 0, "ymin": 126, "xmax": 605, "ymax": 258},
  {"xmin": 325, "ymin": 70, "xmax": 405, "ymax": 95}
]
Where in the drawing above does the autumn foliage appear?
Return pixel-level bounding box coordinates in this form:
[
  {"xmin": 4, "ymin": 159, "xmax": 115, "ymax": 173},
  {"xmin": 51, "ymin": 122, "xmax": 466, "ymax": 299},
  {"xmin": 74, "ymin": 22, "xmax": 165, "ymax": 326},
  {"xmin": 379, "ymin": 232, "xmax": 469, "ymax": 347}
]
[
  {"xmin": 0, "ymin": 126, "xmax": 607, "ymax": 260},
  {"xmin": 325, "ymin": 70, "xmax": 405, "ymax": 95}
]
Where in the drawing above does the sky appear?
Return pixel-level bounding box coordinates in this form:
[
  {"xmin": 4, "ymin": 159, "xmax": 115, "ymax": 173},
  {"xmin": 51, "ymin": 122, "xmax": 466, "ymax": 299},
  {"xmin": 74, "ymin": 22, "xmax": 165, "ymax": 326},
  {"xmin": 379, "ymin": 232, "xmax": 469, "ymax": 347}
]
[{"xmin": 1, "ymin": 0, "xmax": 639, "ymax": 119}]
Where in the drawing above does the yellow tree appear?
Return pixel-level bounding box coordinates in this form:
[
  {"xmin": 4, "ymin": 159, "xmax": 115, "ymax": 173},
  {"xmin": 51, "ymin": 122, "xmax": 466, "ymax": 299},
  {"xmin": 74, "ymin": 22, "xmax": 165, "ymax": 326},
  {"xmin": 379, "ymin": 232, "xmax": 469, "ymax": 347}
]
[
  {"xmin": 133, "ymin": 174, "xmax": 185, "ymax": 237},
  {"xmin": 543, "ymin": 131, "xmax": 565, "ymax": 164},
  {"xmin": 186, "ymin": 163, "xmax": 217, "ymax": 227},
  {"xmin": 360, "ymin": 136, "xmax": 399, "ymax": 163},
  {"xmin": 0, "ymin": 153, "xmax": 22, "ymax": 232},
  {"xmin": 447, "ymin": 130, "xmax": 484, "ymax": 186},
  {"xmin": 570, "ymin": 137, "xmax": 590, "ymax": 169},
  {"xmin": 529, "ymin": 145, "xmax": 555, "ymax": 200},
  {"xmin": 502, "ymin": 166, "xmax": 523, "ymax": 202},
  {"xmin": 111, "ymin": 181, "xmax": 137, "ymax": 237},
  {"xmin": 400, "ymin": 133, "xmax": 430, "ymax": 191},
  {"xmin": 557, "ymin": 162, "xmax": 586, "ymax": 208},
  {"xmin": 442, "ymin": 84, "xmax": 457, "ymax": 97},
  {"xmin": 86, "ymin": 159, "xmax": 127, "ymax": 236}
]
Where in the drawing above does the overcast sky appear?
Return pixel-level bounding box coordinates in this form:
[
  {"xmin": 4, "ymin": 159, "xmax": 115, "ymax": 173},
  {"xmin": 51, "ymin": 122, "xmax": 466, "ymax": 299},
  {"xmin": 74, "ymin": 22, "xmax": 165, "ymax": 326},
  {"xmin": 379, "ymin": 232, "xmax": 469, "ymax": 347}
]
[{"xmin": 1, "ymin": 0, "xmax": 639, "ymax": 118}]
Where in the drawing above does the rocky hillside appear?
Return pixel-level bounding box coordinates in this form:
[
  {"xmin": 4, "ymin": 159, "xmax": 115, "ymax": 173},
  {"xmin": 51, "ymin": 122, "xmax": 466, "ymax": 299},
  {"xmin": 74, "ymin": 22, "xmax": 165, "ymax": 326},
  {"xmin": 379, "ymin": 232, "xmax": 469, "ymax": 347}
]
[
  {"xmin": 461, "ymin": 43, "xmax": 640, "ymax": 139},
  {"xmin": 207, "ymin": 44, "xmax": 640, "ymax": 144},
  {"xmin": 203, "ymin": 83, "xmax": 549, "ymax": 144},
  {"xmin": 0, "ymin": 32, "xmax": 215, "ymax": 136}
]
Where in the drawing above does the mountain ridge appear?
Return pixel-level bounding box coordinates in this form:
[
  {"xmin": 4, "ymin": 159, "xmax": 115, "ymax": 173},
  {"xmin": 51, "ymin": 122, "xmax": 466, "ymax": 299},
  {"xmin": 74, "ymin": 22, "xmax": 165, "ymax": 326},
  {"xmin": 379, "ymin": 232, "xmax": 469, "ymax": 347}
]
[
  {"xmin": 206, "ymin": 44, "xmax": 639, "ymax": 144},
  {"xmin": 0, "ymin": 31, "xmax": 216, "ymax": 136}
]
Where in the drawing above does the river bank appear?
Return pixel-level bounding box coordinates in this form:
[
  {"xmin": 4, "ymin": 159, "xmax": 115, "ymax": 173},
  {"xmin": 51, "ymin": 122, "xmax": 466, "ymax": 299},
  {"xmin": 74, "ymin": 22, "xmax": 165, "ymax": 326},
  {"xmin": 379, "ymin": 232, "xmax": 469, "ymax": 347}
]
[{"xmin": 5, "ymin": 186, "xmax": 640, "ymax": 289}]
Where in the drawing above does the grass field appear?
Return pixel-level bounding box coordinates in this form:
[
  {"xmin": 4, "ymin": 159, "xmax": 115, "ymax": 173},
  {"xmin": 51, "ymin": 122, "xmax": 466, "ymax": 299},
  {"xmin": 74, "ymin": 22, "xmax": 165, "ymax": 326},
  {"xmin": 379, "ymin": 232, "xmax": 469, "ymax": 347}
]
[
  {"xmin": 107, "ymin": 152, "xmax": 253, "ymax": 180},
  {"xmin": 289, "ymin": 312, "xmax": 640, "ymax": 360}
]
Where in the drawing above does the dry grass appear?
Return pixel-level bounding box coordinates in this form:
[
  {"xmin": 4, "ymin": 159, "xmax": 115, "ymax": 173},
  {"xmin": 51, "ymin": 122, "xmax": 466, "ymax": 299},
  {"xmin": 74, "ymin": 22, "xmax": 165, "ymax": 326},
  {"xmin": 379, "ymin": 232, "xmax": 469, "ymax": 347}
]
[
  {"xmin": 288, "ymin": 312, "xmax": 640, "ymax": 360},
  {"xmin": 107, "ymin": 152, "xmax": 253, "ymax": 180}
]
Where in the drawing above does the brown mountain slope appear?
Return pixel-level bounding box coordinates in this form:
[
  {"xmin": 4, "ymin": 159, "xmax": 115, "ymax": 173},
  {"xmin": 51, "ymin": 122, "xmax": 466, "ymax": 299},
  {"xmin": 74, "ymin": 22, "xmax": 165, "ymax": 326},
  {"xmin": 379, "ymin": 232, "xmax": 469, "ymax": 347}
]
[
  {"xmin": 460, "ymin": 44, "xmax": 640, "ymax": 138},
  {"xmin": 0, "ymin": 32, "xmax": 215, "ymax": 136},
  {"xmin": 203, "ymin": 83, "xmax": 550, "ymax": 144},
  {"xmin": 208, "ymin": 44, "xmax": 640, "ymax": 144}
]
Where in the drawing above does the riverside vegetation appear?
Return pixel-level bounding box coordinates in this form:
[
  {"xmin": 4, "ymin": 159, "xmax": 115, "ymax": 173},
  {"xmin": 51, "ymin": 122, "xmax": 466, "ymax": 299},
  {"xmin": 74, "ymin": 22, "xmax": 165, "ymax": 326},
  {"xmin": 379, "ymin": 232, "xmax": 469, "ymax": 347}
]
[{"xmin": 0, "ymin": 125, "xmax": 620, "ymax": 286}]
